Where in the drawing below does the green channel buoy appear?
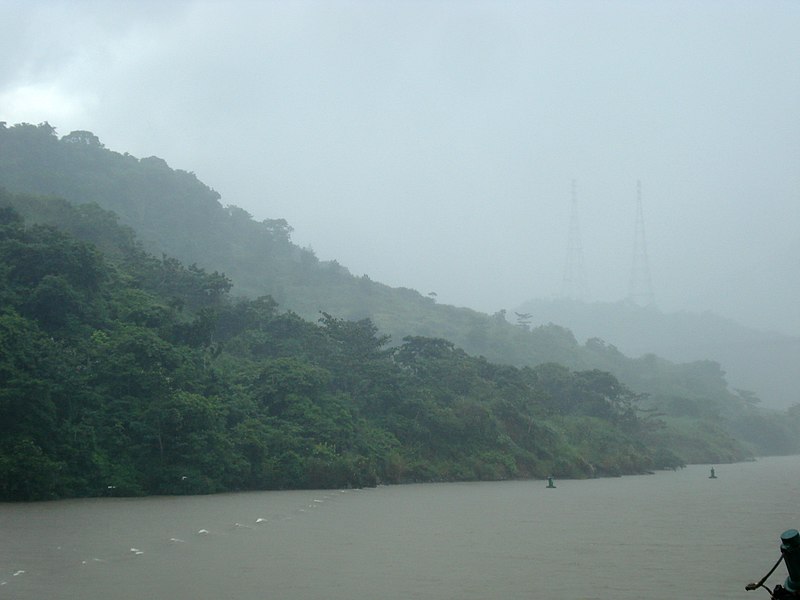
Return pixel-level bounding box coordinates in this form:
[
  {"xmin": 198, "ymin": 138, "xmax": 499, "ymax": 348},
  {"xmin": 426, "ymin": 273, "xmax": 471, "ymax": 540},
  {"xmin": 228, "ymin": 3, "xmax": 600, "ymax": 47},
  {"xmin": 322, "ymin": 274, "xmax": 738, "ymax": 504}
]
[
  {"xmin": 709, "ymin": 467, "xmax": 717, "ymax": 479},
  {"xmin": 546, "ymin": 476, "xmax": 556, "ymax": 488}
]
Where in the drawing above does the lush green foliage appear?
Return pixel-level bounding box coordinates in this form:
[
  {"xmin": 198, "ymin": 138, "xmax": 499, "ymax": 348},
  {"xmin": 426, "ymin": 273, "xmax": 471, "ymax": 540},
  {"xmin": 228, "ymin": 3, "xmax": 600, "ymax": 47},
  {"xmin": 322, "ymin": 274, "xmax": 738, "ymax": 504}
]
[
  {"xmin": 0, "ymin": 195, "xmax": 705, "ymax": 500},
  {"xmin": 1, "ymin": 122, "xmax": 796, "ymax": 501},
  {"xmin": 2, "ymin": 125, "xmax": 790, "ymax": 457},
  {"xmin": 513, "ymin": 297, "xmax": 800, "ymax": 416}
]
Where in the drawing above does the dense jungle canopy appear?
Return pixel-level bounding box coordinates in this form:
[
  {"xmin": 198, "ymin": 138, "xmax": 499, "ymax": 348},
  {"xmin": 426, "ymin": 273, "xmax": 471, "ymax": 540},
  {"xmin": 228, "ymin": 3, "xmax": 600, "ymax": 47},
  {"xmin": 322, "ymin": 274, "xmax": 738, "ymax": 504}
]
[{"xmin": 0, "ymin": 122, "xmax": 796, "ymax": 501}]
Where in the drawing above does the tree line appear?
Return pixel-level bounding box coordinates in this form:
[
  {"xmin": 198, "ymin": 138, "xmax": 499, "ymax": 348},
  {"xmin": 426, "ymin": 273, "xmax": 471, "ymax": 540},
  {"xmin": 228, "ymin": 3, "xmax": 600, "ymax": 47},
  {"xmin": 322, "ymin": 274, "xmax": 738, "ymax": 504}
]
[
  {"xmin": 2, "ymin": 122, "xmax": 796, "ymax": 501},
  {"xmin": 0, "ymin": 191, "xmax": 695, "ymax": 501}
]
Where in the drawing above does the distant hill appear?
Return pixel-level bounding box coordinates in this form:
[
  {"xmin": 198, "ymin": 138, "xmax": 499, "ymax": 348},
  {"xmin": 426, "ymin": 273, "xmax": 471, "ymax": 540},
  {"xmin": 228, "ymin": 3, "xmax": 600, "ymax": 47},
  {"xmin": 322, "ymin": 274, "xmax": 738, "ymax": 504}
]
[
  {"xmin": 514, "ymin": 298, "xmax": 800, "ymax": 410},
  {"xmin": 0, "ymin": 122, "xmax": 609, "ymax": 371},
  {"xmin": 2, "ymin": 121, "xmax": 797, "ymax": 459},
  {"xmin": 6, "ymin": 190, "xmax": 712, "ymax": 500}
]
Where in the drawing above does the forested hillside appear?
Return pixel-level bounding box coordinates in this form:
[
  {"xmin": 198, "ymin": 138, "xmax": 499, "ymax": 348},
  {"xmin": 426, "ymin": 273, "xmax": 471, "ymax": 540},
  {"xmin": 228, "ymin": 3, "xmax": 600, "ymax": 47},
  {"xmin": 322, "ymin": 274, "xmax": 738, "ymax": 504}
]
[
  {"xmin": 0, "ymin": 193, "xmax": 713, "ymax": 500},
  {"xmin": 1, "ymin": 122, "xmax": 798, "ymax": 502},
  {"xmin": 514, "ymin": 297, "xmax": 800, "ymax": 411}
]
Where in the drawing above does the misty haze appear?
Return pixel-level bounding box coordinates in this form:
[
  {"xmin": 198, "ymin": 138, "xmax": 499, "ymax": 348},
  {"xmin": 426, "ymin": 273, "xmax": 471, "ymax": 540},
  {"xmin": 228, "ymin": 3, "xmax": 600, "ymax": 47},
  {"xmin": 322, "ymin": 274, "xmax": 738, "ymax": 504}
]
[{"xmin": 1, "ymin": 1, "xmax": 799, "ymax": 599}]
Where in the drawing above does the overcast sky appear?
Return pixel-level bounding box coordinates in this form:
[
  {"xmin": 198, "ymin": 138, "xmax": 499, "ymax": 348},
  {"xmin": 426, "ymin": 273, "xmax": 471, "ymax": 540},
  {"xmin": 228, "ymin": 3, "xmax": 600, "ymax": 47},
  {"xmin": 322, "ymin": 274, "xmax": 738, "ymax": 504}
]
[{"xmin": 2, "ymin": 0, "xmax": 799, "ymax": 336}]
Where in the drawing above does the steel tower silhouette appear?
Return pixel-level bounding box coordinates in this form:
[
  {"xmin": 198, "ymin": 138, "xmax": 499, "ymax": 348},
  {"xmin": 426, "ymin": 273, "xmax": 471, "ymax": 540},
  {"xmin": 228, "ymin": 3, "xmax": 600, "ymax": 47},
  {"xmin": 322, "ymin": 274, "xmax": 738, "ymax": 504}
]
[
  {"xmin": 628, "ymin": 180, "xmax": 655, "ymax": 306},
  {"xmin": 560, "ymin": 179, "xmax": 589, "ymax": 301}
]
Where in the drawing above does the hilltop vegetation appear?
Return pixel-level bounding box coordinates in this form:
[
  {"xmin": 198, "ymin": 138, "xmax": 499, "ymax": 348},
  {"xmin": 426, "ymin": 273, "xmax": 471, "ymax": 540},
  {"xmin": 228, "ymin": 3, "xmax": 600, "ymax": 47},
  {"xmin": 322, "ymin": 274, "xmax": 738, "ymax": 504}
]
[
  {"xmin": 0, "ymin": 122, "xmax": 798, "ymax": 500},
  {"xmin": 0, "ymin": 193, "xmax": 692, "ymax": 500},
  {"xmin": 514, "ymin": 297, "xmax": 800, "ymax": 412}
]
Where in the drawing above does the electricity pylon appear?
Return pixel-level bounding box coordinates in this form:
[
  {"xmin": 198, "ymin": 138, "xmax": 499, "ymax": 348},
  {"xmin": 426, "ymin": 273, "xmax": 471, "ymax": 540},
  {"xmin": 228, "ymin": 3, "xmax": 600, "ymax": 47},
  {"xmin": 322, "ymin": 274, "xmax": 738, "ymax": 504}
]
[
  {"xmin": 628, "ymin": 180, "xmax": 655, "ymax": 307},
  {"xmin": 561, "ymin": 179, "xmax": 589, "ymax": 301}
]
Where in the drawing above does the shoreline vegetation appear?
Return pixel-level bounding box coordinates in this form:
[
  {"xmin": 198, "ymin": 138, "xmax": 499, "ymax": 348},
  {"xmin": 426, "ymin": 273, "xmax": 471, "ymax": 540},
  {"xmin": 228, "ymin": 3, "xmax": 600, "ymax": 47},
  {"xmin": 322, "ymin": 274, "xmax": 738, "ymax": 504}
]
[{"xmin": 1, "ymin": 122, "xmax": 797, "ymax": 502}]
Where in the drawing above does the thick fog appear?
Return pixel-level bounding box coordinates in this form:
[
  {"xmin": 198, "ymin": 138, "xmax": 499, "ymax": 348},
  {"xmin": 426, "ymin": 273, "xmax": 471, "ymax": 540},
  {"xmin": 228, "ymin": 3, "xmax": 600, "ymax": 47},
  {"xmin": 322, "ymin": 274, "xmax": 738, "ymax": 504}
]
[{"xmin": 2, "ymin": 0, "xmax": 799, "ymax": 336}]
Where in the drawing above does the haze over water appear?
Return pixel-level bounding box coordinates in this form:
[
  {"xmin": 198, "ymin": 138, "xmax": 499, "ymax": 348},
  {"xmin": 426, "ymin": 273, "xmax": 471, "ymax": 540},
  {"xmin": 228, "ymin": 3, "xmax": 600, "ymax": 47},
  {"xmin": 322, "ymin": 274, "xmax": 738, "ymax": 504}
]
[{"xmin": 2, "ymin": 456, "xmax": 798, "ymax": 600}]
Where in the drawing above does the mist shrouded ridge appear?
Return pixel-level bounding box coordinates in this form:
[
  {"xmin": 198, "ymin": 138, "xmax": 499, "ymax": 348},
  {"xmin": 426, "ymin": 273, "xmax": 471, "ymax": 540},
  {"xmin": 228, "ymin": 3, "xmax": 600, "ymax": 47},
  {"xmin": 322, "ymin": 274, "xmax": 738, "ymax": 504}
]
[
  {"xmin": 1, "ymin": 1, "xmax": 798, "ymax": 338},
  {"xmin": 1, "ymin": 121, "xmax": 797, "ymax": 412},
  {"xmin": 515, "ymin": 298, "xmax": 800, "ymax": 411},
  {"xmin": 3, "ymin": 121, "xmax": 800, "ymax": 503}
]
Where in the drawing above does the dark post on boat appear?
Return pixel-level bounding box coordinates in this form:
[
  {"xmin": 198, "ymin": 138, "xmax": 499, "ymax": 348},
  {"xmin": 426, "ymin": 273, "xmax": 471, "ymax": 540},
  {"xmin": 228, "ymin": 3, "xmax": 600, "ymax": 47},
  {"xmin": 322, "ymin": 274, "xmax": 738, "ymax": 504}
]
[
  {"xmin": 746, "ymin": 529, "xmax": 800, "ymax": 598},
  {"xmin": 780, "ymin": 529, "xmax": 800, "ymax": 593}
]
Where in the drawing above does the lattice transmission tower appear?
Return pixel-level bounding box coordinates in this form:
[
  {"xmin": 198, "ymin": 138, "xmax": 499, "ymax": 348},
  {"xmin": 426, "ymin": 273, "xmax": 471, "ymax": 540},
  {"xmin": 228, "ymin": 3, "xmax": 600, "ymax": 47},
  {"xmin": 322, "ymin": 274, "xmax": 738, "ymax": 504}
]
[
  {"xmin": 628, "ymin": 180, "xmax": 655, "ymax": 306},
  {"xmin": 560, "ymin": 179, "xmax": 589, "ymax": 301}
]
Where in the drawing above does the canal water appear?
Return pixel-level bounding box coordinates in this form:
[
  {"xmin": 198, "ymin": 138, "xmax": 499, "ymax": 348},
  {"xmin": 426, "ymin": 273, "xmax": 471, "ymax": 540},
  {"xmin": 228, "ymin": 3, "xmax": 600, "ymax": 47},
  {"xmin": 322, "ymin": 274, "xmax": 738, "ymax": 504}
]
[{"xmin": 1, "ymin": 456, "xmax": 799, "ymax": 599}]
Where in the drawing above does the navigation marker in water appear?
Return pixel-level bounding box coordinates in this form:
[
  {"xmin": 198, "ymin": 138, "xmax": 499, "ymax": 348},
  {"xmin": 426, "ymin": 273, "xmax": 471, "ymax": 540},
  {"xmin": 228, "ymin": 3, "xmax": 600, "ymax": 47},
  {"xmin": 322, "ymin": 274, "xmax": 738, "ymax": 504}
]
[
  {"xmin": 709, "ymin": 467, "xmax": 717, "ymax": 479},
  {"xmin": 547, "ymin": 476, "xmax": 556, "ymax": 489}
]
